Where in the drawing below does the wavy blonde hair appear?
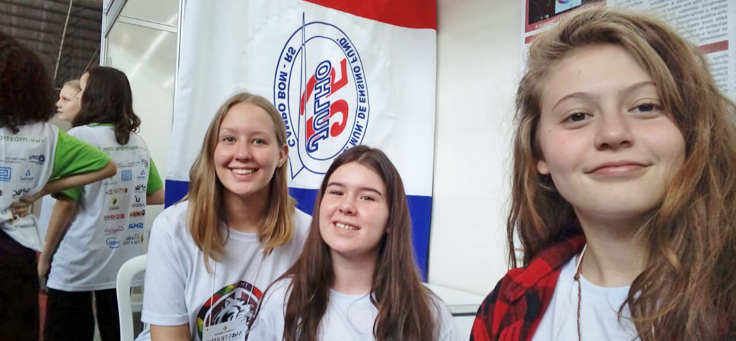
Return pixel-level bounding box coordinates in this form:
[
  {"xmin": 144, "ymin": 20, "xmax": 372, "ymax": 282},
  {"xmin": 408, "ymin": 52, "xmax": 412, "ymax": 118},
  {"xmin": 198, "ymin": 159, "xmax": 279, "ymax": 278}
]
[
  {"xmin": 186, "ymin": 92, "xmax": 295, "ymax": 273},
  {"xmin": 63, "ymin": 79, "xmax": 81, "ymax": 92},
  {"xmin": 509, "ymin": 7, "xmax": 736, "ymax": 340}
]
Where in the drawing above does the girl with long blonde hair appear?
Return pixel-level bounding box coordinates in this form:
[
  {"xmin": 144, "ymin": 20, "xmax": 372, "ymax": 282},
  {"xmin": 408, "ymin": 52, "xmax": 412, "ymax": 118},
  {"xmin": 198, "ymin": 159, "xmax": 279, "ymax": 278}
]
[{"xmin": 139, "ymin": 92, "xmax": 310, "ymax": 341}]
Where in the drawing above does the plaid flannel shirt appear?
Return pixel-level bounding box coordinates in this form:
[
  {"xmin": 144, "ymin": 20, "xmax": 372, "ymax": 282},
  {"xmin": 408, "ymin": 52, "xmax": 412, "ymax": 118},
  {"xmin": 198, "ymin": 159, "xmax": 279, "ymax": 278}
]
[{"xmin": 470, "ymin": 235, "xmax": 586, "ymax": 341}]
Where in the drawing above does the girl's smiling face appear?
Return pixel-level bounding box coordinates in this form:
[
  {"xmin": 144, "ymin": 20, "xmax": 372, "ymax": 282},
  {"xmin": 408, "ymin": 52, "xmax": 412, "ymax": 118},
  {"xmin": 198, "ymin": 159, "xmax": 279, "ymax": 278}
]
[
  {"xmin": 536, "ymin": 44, "xmax": 686, "ymax": 226},
  {"xmin": 319, "ymin": 162, "xmax": 389, "ymax": 263},
  {"xmin": 214, "ymin": 102, "xmax": 287, "ymax": 202}
]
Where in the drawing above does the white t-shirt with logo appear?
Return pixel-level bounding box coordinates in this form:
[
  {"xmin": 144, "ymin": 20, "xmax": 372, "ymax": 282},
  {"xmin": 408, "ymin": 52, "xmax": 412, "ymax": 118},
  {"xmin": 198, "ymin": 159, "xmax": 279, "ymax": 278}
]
[
  {"xmin": 1, "ymin": 122, "xmax": 111, "ymax": 251},
  {"xmin": 531, "ymin": 256, "xmax": 640, "ymax": 341},
  {"xmin": 45, "ymin": 125, "xmax": 161, "ymax": 291},
  {"xmin": 137, "ymin": 201, "xmax": 311, "ymax": 341},
  {"xmin": 249, "ymin": 278, "xmax": 463, "ymax": 341}
]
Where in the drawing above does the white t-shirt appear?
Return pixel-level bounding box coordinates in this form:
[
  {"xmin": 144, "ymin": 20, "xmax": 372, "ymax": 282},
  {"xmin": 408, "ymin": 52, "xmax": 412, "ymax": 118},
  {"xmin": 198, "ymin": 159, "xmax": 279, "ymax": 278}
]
[
  {"xmin": 46, "ymin": 125, "xmax": 156, "ymax": 291},
  {"xmin": 531, "ymin": 256, "xmax": 639, "ymax": 341},
  {"xmin": 249, "ymin": 278, "xmax": 463, "ymax": 341},
  {"xmin": 138, "ymin": 201, "xmax": 311, "ymax": 341},
  {"xmin": 1, "ymin": 123, "xmax": 58, "ymax": 250},
  {"xmin": 1, "ymin": 122, "xmax": 111, "ymax": 251}
]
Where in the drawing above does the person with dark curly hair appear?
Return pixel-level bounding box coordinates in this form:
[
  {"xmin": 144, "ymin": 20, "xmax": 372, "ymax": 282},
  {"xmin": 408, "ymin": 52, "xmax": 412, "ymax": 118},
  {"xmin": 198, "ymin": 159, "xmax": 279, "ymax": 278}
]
[{"xmin": 0, "ymin": 32, "xmax": 117, "ymax": 341}]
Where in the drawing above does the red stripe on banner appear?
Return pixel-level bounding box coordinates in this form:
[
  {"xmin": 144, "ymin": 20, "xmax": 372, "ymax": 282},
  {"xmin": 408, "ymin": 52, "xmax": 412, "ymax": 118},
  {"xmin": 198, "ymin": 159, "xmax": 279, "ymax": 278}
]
[
  {"xmin": 700, "ymin": 40, "xmax": 728, "ymax": 54},
  {"xmin": 302, "ymin": 0, "xmax": 436, "ymax": 30}
]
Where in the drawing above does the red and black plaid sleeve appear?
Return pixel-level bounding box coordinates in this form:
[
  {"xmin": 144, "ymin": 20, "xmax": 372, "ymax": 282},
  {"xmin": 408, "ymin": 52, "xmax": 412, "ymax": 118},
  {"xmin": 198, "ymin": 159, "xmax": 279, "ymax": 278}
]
[{"xmin": 469, "ymin": 235, "xmax": 586, "ymax": 341}]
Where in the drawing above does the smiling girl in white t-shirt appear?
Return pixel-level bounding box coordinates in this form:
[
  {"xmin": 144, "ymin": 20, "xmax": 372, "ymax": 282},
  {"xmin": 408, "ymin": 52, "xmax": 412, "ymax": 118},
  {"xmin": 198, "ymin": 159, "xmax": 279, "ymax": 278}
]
[
  {"xmin": 139, "ymin": 92, "xmax": 310, "ymax": 341},
  {"xmin": 250, "ymin": 146, "xmax": 461, "ymax": 341}
]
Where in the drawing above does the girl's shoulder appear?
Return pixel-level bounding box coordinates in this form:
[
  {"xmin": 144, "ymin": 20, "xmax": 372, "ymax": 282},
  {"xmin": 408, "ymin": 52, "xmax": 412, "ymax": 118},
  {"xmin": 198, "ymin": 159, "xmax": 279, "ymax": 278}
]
[
  {"xmin": 428, "ymin": 294, "xmax": 463, "ymax": 341},
  {"xmin": 293, "ymin": 208, "xmax": 311, "ymax": 238},
  {"xmin": 261, "ymin": 277, "xmax": 293, "ymax": 308},
  {"xmin": 152, "ymin": 201, "xmax": 191, "ymax": 237}
]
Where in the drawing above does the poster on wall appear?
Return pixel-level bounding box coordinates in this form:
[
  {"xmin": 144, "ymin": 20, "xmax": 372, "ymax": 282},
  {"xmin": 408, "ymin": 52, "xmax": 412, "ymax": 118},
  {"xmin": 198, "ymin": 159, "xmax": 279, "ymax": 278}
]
[
  {"xmin": 522, "ymin": 0, "xmax": 736, "ymax": 99},
  {"xmin": 166, "ymin": 0, "xmax": 437, "ymax": 276}
]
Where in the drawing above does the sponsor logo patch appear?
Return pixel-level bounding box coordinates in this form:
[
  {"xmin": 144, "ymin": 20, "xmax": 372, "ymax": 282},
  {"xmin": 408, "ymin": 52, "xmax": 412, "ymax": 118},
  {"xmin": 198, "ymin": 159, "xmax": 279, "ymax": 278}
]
[
  {"xmin": 106, "ymin": 237, "xmax": 121, "ymax": 249},
  {"xmin": 0, "ymin": 167, "xmax": 11, "ymax": 182}
]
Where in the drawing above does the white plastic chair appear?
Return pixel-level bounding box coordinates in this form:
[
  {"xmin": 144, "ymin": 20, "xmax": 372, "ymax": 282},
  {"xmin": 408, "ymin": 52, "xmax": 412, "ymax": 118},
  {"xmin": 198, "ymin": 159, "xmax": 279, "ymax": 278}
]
[{"xmin": 116, "ymin": 254, "xmax": 147, "ymax": 341}]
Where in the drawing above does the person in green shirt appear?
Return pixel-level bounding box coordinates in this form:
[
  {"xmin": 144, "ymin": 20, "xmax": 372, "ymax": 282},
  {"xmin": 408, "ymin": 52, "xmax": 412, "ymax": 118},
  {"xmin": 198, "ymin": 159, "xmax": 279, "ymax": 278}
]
[
  {"xmin": 0, "ymin": 32, "xmax": 117, "ymax": 341},
  {"xmin": 41, "ymin": 66, "xmax": 164, "ymax": 341}
]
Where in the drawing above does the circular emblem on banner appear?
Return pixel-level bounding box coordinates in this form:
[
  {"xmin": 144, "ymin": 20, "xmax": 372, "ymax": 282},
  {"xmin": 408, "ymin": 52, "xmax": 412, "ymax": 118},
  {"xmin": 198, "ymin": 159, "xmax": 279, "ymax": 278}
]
[
  {"xmin": 196, "ymin": 281, "xmax": 262, "ymax": 340},
  {"xmin": 273, "ymin": 19, "xmax": 370, "ymax": 177}
]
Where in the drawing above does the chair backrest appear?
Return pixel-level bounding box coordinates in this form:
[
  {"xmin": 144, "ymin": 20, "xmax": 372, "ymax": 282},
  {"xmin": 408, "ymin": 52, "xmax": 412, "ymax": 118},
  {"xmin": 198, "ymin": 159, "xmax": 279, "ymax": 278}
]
[{"xmin": 116, "ymin": 254, "xmax": 147, "ymax": 341}]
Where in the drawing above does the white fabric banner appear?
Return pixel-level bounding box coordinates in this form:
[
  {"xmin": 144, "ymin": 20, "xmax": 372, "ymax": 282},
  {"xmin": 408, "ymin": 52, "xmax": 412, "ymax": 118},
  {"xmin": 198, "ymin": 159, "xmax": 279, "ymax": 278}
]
[{"xmin": 166, "ymin": 0, "xmax": 437, "ymax": 275}]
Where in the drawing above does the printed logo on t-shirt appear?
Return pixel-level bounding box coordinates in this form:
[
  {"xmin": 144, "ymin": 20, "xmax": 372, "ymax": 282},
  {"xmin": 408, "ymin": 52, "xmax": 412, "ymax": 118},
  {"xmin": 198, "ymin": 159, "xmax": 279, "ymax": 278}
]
[
  {"xmin": 196, "ymin": 281, "xmax": 263, "ymax": 340},
  {"xmin": 109, "ymin": 197, "xmax": 121, "ymax": 211},
  {"xmin": 106, "ymin": 237, "xmax": 121, "ymax": 249},
  {"xmin": 106, "ymin": 187, "xmax": 128, "ymax": 195},
  {"xmin": 141, "ymin": 159, "xmax": 149, "ymax": 167},
  {"xmin": 137, "ymin": 169, "xmax": 147, "ymax": 180},
  {"xmin": 28, "ymin": 154, "xmax": 45, "ymax": 165},
  {"xmin": 134, "ymin": 184, "xmax": 146, "ymax": 193},
  {"xmin": 0, "ymin": 167, "xmax": 10, "ymax": 182},
  {"xmin": 104, "ymin": 213, "xmax": 125, "ymax": 221},
  {"xmin": 12, "ymin": 188, "xmax": 30, "ymax": 198},
  {"xmin": 122, "ymin": 233, "xmax": 144, "ymax": 246},
  {"xmin": 121, "ymin": 170, "xmax": 133, "ymax": 182},
  {"xmin": 20, "ymin": 169, "xmax": 33, "ymax": 182},
  {"xmin": 128, "ymin": 222, "xmax": 144, "ymax": 229},
  {"xmin": 132, "ymin": 195, "xmax": 145, "ymax": 208},
  {"xmin": 130, "ymin": 210, "xmax": 145, "ymax": 217},
  {"xmin": 103, "ymin": 175, "xmax": 118, "ymax": 186},
  {"xmin": 104, "ymin": 226, "xmax": 125, "ymax": 235}
]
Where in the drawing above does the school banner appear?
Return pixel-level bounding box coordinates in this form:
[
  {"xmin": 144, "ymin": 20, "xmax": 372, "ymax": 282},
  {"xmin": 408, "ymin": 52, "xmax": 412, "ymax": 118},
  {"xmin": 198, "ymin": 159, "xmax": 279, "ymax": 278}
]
[{"xmin": 166, "ymin": 0, "xmax": 437, "ymax": 276}]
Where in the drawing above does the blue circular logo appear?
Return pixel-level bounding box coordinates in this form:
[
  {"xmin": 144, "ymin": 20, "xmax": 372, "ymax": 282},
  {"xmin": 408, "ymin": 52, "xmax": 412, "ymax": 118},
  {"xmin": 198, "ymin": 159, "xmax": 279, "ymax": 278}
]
[{"xmin": 273, "ymin": 20, "xmax": 370, "ymax": 177}]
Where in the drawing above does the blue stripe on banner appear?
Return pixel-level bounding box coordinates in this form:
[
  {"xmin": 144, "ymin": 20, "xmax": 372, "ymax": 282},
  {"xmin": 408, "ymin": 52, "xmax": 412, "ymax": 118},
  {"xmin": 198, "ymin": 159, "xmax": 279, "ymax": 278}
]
[
  {"xmin": 164, "ymin": 180, "xmax": 432, "ymax": 280},
  {"xmin": 165, "ymin": 180, "xmax": 190, "ymax": 207}
]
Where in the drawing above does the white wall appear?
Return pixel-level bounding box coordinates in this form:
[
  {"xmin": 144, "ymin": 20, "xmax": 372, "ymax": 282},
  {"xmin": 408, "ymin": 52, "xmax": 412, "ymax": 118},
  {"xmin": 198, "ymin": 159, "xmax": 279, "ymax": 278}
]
[
  {"xmin": 428, "ymin": 0, "xmax": 523, "ymax": 295},
  {"xmin": 105, "ymin": 0, "xmax": 178, "ymax": 235}
]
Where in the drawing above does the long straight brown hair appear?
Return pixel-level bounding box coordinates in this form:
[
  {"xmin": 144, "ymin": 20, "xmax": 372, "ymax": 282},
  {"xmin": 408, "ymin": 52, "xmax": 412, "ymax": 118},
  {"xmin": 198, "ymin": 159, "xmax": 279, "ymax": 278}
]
[
  {"xmin": 510, "ymin": 7, "xmax": 736, "ymax": 340},
  {"xmin": 73, "ymin": 67, "xmax": 141, "ymax": 145},
  {"xmin": 186, "ymin": 92, "xmax": 295, "ymax": 273},
  {"xmin": 276, "ymin": 146, "xmax": 438, "ymax": 341}
]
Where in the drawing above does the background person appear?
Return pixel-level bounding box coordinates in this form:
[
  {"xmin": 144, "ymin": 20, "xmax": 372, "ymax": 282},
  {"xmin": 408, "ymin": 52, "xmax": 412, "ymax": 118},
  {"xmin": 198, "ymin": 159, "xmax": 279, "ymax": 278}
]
[
  {"xmin": 0, "ymin": 32, "xmax": 116, "ymax": 341},
  {"xmin": 41, "ymin": 66, "xmax": 164, "ymax": 341},
  {"xmin": 56, "ymin": 79, "xmax": 81, "ymax": 122},
  {"xmin": 37, "ymin": 79, "xmax": 82, "ymax": 240}
]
